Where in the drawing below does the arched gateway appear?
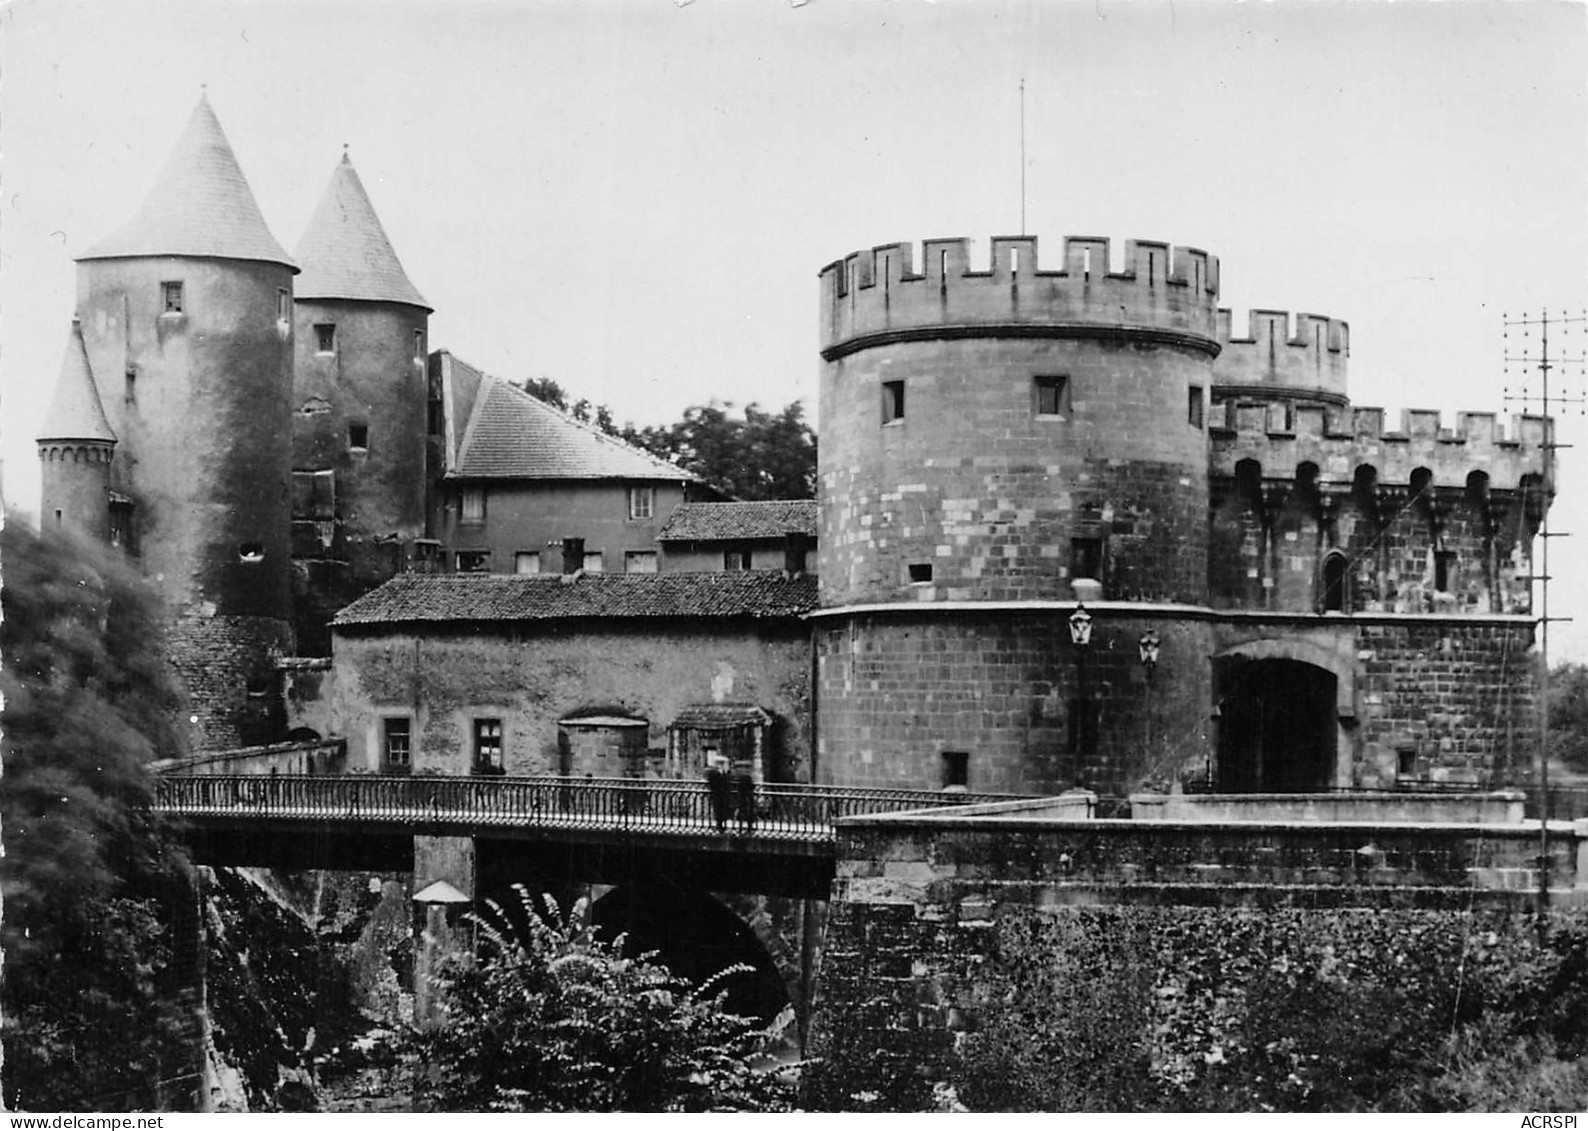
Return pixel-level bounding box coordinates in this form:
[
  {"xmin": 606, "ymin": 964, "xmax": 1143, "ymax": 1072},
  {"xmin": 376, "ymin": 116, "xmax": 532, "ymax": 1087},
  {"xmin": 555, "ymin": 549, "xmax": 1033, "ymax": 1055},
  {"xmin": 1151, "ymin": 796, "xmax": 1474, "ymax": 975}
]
[{"xmin": 1212, "ymin": 641, "xmax": 1354, "ymax": 792}]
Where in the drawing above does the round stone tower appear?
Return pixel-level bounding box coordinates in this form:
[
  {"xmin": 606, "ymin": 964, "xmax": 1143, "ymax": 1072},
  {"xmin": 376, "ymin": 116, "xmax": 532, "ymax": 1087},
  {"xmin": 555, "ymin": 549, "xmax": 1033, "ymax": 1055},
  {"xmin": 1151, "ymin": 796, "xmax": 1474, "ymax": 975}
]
[
  {"xmin": 36, "ymin": 319, "xmax": 118, "ymax": 542},
  {"xmin": 813, "ymin": 235, "xmax": 1221, "ymax": 797},
  {"xmin": 290, "ymin": 151, "xmax": 432, "ymax": 653},
  {"xmin": 72, "ymin": 94, "xmax": 297, "ymax": 750}
]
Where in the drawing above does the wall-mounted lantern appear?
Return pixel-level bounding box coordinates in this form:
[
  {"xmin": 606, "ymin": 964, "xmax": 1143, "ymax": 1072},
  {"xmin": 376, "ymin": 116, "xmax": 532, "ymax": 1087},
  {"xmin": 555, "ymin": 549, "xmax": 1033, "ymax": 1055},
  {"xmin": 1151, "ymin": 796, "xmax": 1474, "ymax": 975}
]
[
  {"xmin": 1138, "ymin": 630, "xmax": 1161, "ymax": 677},
  {"xmin": 1068, "ymin": 604, "xmax": 1093, "ymax": 648}
]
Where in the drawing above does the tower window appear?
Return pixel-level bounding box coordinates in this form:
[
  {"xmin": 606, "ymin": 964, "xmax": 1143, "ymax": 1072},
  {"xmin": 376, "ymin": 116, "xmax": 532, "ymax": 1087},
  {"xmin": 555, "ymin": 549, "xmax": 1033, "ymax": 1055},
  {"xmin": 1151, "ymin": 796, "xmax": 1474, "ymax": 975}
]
[
  {"xmin": 941, "ymin": 750, "xmax": 969, "ymax": 791},
  {"xmin": 882, "ymin": 379, "xmax": 906, "ymax": 424},
  {"xmin": 238, "ymin": 543, "xmax": 265, "ymax": 564},
  {"xmin": 314, "ymin": 324, "xmax": 336, "ymax": 354},
  {"xmin": 277, "ymin": 288, "xmax": 290, "ymax": 323},
  {"xmin": 383, "ymin": 718, "xmax": 412, "ymax": 773},
  {"xmin": 460, "ymin": 487, "xmax": 486, "ymax": 524},
  {"xmin": 1188, "ymin": 385, "xmax": 1205, "ymax": 429},
  {"xmin": 161, "ymin": 281, "xmax": 184, "ymax": 314},
  {"xmin": 1070, "ymin": 536, "xmax": 1104, "ymax": 583},
  {"xmin": 1435, "ymin": 550, "xmax": 1458, "ymax": 593},
  {"xmin": 125, "ymin": 369, "xmax": 137, "ymax": 406},
  {"xmin": 348, "ymin": 422, "xmax": 369, "ymax": 451},
  {"xmin": 909, "ymin": 562, "xmax": 933, "ymax": 583},
  {"xmin": 473, "ymin": 718, "xmax": 504, "ymax": 774},
  {"xmin": 414, "ymin": 329, "xmax": 425, "ymax": 361},
  {"xmin": 1035, "ymin": 375, "xmax": 1071, "ymax": 417},
  {"xmin": 629, "ymin": 486, "xmax": 655, "ymax": 520},
  {"xmin": 1323, "ymin": 551, "xmax": 1348, "ymax": 612}
]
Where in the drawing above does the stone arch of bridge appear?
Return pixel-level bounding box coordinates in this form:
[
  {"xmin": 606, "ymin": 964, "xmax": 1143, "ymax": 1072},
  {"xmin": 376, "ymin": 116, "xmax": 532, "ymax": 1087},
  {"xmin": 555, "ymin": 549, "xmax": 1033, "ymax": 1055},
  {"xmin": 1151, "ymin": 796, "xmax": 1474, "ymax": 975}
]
[
  {"xmin": 1212, "ymin": 638, "xmax": 1355, "ymax": 791},
  {"xmin": 589, "ymin": 883, "xmax": 792, "ymax": 1024}
]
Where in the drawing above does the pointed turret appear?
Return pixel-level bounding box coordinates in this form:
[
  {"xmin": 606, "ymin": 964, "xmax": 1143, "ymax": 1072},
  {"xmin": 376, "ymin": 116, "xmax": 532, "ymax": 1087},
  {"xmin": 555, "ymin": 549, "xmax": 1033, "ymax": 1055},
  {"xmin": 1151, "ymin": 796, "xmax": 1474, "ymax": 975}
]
[
  {"xmin": 294, "ymin": 152, "xmax": 429, "ymax": 309},
  {"xmin": 37, "ymin": 320, "xmax": 116, "ymax": 540},
  {"xmin": 37, "ymin": 319, "xmax": 115, "ymax": 445},
  {"xmin": 78, "ymin": 94, "xmax": 295, "ymax": 268}
]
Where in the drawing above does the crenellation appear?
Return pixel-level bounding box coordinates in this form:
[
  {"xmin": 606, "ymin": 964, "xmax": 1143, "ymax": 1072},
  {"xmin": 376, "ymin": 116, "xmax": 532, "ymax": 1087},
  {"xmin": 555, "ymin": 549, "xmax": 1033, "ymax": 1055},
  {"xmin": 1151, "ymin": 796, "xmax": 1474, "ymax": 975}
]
[
  {"xmin": 819, "ymin": 235, "xmax": 1223, "ymax": 356},
  {"xmin": 1213, "ymin": 308, "xmax": 1351, "ymax": 403}
]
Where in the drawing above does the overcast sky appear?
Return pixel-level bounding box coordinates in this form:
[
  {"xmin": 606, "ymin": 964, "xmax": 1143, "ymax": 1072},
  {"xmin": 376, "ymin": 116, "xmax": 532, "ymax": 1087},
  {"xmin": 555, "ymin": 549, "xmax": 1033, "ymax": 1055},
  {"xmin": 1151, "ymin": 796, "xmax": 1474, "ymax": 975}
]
[{"xmin": 3, "ymin": 0, "xmax": 1585, "ymax": 656}]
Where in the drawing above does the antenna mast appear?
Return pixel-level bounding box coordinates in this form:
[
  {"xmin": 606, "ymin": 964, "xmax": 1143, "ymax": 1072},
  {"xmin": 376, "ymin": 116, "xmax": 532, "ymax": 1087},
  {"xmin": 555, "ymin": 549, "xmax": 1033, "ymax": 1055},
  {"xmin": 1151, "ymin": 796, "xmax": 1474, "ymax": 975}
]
[
  {"xmin": 1019, "ymin": 77, "xmax": 1027, "ymax": 236},
  {"xmin": 1503, "ymin": 308, "xmax": 1586, "ymax": 914}
]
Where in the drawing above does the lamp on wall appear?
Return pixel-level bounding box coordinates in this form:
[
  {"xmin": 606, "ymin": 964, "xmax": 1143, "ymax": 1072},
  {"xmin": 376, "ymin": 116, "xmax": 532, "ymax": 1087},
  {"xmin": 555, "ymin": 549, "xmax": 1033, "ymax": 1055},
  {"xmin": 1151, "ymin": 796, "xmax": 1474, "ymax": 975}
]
[
  {"xmin": 1068, "ymin": 604, "xmax": 1093, "ymax": 647},
  {"xmin": 1138, "ymin": 630, "xmax": 1161, "ymax": 679}
]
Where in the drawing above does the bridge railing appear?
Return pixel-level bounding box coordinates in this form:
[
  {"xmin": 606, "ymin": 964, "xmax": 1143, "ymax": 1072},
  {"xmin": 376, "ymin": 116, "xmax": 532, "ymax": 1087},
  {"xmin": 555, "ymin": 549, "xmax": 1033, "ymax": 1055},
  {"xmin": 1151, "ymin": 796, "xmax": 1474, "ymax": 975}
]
[{"xmin": 153, "ymin": 774, "xmax": 1026, "ymax": 844}]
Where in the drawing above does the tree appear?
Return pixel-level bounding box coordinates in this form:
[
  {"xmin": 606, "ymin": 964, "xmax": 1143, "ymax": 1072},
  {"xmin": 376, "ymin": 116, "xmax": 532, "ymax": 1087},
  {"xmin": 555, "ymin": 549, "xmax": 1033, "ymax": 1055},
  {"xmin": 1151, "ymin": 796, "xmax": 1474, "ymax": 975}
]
[
  {"xmin": 1, "ymin": 519, "xmax": 196, "ymax": 1110},
  {"xmin": 409, "ymin": 888, "xmax": 796, "ymax": 1112},
  {"xmin": 626, "ymin": 400, "xmax": 817, "ymax": 500},
  {"xmin": 1548, "ymin": 662, "xmax": 1588, "ymax": 774}
]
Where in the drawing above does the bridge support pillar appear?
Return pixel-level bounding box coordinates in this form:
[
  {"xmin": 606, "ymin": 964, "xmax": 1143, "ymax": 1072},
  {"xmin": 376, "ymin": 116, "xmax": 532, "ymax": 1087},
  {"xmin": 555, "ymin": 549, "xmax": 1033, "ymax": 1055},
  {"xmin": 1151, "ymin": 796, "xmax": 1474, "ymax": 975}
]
[{"xmin": 412, "ymin": 835, "xmax": 476, "ymax": 1028}]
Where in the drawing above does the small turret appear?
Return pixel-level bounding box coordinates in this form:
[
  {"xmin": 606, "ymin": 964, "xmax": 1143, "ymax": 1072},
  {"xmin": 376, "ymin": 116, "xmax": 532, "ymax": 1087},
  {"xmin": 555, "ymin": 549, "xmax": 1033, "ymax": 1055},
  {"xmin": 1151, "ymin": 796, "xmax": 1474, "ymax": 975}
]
[{"xmin": 36, "ymin": 319, "xmax": 116, "ymax": 539}]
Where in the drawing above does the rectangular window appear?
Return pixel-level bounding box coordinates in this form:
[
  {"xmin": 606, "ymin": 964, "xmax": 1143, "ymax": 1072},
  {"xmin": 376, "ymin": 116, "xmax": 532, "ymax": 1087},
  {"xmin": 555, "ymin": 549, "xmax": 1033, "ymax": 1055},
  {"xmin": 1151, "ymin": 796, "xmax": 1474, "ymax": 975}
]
[
  {"xmin": 109, "ymin": 500, "xmax": 136, "ymax": 554},
  {"xmin": 909, "ymin": 562, "xmax": 933, "ymax": 583},
  {"xmin": 1188, "ymin": 385, "xmax": 1205, "ymax": 429},
  {"xmin": 1071, "ymin": 536, "xmax": 1103, "ymax": 583},
  {"xmin": 1435, "ymin": 550, "xmax": 1458, "ymax": 593},
  {"xmin": 348, "ymin": 422, "xmax": 369, "ymax": 450},
  {"xmin": 629, "ymin": 486, "xmax": 655, "ymax": 520},
  {"xmin": 414, "ymin": 328, "xmax": 424, "ymax": 361},
  {"xmin": 583, "ymin": 551, "xmax": 605, "ymax": 573},
  {"xmin": 162, "ymin": 281, "xmax": 184, "ymax": 314},
  {"xmin": 455, "ymin": 550, "xmax": 490, "ymax": 573},
  {"xmin": 941, "ymin": 750, "xmax": 969, "ymax": 790},
  {"xmin": 473, "ymin": 718, "xmax": 504, "ymax": 774},
  {"xmin": 625, "ymin": 550, "xmax": 659, "ymax": 574},
  {"xmin": 314, "ymin": 323, "xmax": 336, "ymax": 353},
  {"xmin": 124, "ymin": 369, "xmax": 137, "ymax": 406},
  {"xmin": 460, "ymin": 487, "xmax": 486, "ymax": 524},
  {"xmin": 515, "ymin": 551, "xmax": 541, "ymax": 575},
  {"xmin": 277, "ymin": 288, "xmax": 290, "ymax": 323},
  {"xmin": 882, "ymin": 379, "xmax": 906, "ymax": 424},
  {"xmin": 1035, "ymin": 375, "xmax": 1070, "ymax": 417},
  {"xmin": 724, "ymin": 548, "xmax": 752, "ymax": 571},
  {"xmin": 383, "ymin": 718, "xmax": 412, "ymax": 773}
]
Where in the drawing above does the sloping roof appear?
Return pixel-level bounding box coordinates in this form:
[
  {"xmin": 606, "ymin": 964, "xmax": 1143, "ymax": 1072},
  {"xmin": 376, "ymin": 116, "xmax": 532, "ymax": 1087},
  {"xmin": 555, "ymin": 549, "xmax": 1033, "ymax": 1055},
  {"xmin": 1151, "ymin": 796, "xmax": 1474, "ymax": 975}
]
[
  {"xmin": 334, "ymin": 571, "xmax": 817, "ymax": 627},
  {"xmin": 37, "ymin": 321, "xmax": 115, "ymax": 444},
  {"xmin": 79, "ymin": 95, "xmax": 295, "ymax": 269},
  {"xmin": 294, "ymin": 153, "xmax": 430, "ymax": 309},
  {"xmin": 657, "ymin": 500, "xmax": 818, "ymax": 542},
  {"xmin": 448, "ymin": 360, "xmax": 699, "ymax": 483},
  {"xmin": 670, "ymin": 703, "xmax": 773, "ymax": 729}
]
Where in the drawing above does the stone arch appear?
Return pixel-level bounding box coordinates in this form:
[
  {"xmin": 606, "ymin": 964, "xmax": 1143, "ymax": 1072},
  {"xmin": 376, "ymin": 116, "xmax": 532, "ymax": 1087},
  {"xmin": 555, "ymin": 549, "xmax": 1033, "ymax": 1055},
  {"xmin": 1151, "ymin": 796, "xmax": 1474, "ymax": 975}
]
[
  {"xmin": 1212, "ymin": 638, "xmax": 1355, "ymax": 789},
  {"xmin": 589, "ymin": 884, "xmax": 792, "ymax": 1024},
  {"xmin": 1321, "ymin": 550, "xmax": 1349, "ymax": 612}
]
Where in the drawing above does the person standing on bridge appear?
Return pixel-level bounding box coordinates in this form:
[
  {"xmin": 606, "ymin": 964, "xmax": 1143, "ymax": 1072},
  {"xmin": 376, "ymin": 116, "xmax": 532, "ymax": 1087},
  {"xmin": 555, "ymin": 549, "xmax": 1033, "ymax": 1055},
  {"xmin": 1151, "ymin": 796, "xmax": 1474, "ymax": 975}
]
[
  {"xmin": 704, "ymin": 748, "xmax": 732, "ymax": 834},
  {"xmin": 731, "ymin": 757, "xmax": 756, "ymax": 835}
]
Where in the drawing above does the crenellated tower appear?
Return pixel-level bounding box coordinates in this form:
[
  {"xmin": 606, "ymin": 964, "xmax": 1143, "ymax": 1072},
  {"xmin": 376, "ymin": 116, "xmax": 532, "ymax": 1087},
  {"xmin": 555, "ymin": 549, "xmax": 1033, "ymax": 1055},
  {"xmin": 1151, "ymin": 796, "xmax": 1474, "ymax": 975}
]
[
  {"xmin": 71, "ymin": 94, "xmax": 298, "ymax": 750},
  {"xmin": 290, "ymin": 151, "xmax": 432, "ymax": 654},
  {"xmin": 36, "ymin": 319, "xmax": 118, "ymax": 542},
  {"xmin": 813, "ymin": 235, "xmax": 1222, "ymax": 796}
]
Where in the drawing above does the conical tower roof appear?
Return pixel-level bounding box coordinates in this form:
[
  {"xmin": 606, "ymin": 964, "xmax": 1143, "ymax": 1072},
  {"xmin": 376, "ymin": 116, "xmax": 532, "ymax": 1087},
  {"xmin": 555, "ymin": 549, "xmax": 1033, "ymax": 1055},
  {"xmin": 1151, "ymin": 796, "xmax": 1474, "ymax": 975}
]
[
  {"xmin": 78, "ymin": 94, "xmax": 296, "ymax": 269},
  {"xmin": 37, "ymin": 320, "xmax": 116, "ymax": 445},
  {"xmin": 294, "ymin": 152, "xmax": 430, "ymax": 309}
]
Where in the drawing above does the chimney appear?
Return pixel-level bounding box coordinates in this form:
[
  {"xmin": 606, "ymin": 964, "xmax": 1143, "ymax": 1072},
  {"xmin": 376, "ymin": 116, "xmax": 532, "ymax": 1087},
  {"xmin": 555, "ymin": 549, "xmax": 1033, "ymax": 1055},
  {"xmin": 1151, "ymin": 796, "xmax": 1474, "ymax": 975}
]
[
  {"xmin": 561, "ymin": 537, "xmax": 585, "ymax": 575},
  {"xmin": 784, "ymin": 531, "xmax": 811, "ymax": 578}
]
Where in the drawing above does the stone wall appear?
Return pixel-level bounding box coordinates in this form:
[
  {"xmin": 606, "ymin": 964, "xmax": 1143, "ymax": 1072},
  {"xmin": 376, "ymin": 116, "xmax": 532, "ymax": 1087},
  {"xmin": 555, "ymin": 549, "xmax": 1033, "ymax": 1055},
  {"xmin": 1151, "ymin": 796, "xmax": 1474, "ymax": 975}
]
[{"xmin": 803, "ymin": 808, "xmax": 1588, "ymax": 1111}]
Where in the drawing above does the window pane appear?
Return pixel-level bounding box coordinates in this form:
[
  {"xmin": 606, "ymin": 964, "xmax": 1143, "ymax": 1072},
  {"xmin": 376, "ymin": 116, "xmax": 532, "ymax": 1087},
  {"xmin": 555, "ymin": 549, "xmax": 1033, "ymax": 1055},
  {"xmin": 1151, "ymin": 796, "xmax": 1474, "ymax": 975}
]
[
  {"xmin": 629, "ymin": 487, "xmax": 655, "ymax": 520},
  {"xmin": 583, "ymin": 551, "xmax": 605, "ymax": 573},
  {"xmin": 461, "ymin": 488, "xmax": 486, "ymax": 523},
  {"xmin": 515, "ymin": 551, "xmax": 541, "ymax": 575}
]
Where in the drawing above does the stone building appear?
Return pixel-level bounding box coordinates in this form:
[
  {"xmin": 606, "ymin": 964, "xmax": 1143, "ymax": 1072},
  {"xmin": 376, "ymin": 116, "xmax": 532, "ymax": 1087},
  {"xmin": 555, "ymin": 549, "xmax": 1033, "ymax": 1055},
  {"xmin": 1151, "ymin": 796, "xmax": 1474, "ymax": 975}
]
[{"xmin": 813, "ymin": 236, "xmax": 1547, "ymax": 800}]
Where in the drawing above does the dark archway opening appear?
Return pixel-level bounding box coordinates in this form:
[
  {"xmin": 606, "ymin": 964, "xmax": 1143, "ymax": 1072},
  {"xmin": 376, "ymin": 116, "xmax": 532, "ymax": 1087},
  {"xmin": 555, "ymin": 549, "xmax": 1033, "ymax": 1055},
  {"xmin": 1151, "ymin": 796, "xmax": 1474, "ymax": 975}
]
[
  {"xmin": 1215, "ymin": 657, "xmax": 1336, "ymax": 792},
  {"xmin": 591, "ymin": 884, "xmax": 789, "ymax": 1023}
]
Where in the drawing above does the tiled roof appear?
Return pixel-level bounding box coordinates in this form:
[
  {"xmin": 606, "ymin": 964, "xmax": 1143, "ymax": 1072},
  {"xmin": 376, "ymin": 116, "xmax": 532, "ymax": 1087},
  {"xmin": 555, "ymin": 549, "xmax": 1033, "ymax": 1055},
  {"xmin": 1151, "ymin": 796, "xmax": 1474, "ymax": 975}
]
[
  {"xmin": 449, "ymin": 361, "xmax": 699, "ymax": 483},
  {"xmin": 334, "ymin": 571, "xmax": 817, "ymax": 627},
  {"xmin": 670, "ymin": 703, "xmax": 773, "ymax": 729},
  {"xmin": 37, "ymin": 321, "xmax": 116, "ymax": 444},
  {"xmin": 657, "ymin": 500, "xmax": 818, "ymax": 542},
  {"xmin": 79, "ymin": 95, "xmax": 295, "ymax": 269},
  {"xmin": 294, "ymin": 153, "xmax": 430, "ymax": 309}
]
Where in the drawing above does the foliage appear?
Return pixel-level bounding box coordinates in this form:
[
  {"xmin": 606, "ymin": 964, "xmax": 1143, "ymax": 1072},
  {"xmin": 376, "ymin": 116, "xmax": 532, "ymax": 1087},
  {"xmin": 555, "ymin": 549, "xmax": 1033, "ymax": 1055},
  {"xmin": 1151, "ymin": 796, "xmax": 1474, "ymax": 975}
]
[
  {"xmin": 408, "ymin": 886, "xmax": 797, "ymax": 1112},
  {"xmin": 512, "ymin": 377, "xmax": 817, "ymax": 501},
  {"xmin": 1548, "ymin": 661, "xmax": 1588, "ymax": 774},
  {"xmin": 1, "ymin": 520, "xmax": 195, "ymax": 1110},
  {"xmin": 819, "ymin": 904, "xmax": 1588, "ymax": 1113}
]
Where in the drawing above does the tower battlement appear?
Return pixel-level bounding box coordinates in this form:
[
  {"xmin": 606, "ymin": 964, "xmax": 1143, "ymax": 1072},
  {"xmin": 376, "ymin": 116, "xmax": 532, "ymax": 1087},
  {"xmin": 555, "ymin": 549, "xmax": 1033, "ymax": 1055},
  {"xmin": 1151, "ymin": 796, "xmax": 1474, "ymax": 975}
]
[
  {"xmin": 1214, "ymin": 308, "xmax": 1350, "ymax": 403},
  {"xmin": 819, "ymin": 236, "xmax": 1220, "ymax": 357},
  {"xmin": 1209, "ymin": 402, "xmax": 1549, "ymax": 489}
]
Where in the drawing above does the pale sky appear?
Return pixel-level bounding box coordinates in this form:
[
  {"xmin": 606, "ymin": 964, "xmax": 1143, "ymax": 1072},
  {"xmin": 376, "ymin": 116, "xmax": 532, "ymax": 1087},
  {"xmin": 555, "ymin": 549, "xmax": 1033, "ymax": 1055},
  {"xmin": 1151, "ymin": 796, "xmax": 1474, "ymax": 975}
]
[{"xmin": 3, "ymin": 0, "xmax": 1585, "ymax": 657}]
